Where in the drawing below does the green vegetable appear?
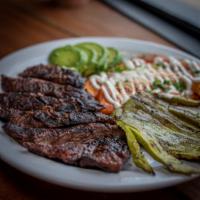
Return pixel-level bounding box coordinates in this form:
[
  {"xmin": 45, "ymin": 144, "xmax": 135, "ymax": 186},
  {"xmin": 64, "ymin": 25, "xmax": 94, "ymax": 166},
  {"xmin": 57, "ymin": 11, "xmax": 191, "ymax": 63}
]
[
  {"xmin": 153, "ymin": 63, "xmax": 166, "ymax": 69},
  {"xmin": 75, "ymin": 42, "xmax": 108, "ymax": 70},
  {"xmin": 112, "ymin": 64, "xmax": 127, "ymax": 73},
  {"xmin": 130, "ymin": 94, "xmax": 200, "ymax": 135},
  {"xmin": 127, "ymin": 122, "xmax": 200, "ymax": 174},
  {"xmin": 115, "ymin": 93, "xmax": 200, "ymax": 174},
  {"xmin": 117, "ymin": 120, "xmax": 154, "ymax": 174},
  {"xmin": 173, "ymin": 81, "xmax": 186, "ymax": 92},
  {"xmin": 49, "ymin": 42, "xmax": 123, "ymax": 76},
  {"xmin": 152, "ymin": 79, "xmax": 171, "ymax": 92},
  {"xmin": 75, "ymin": 45, "xmax": 97, "ymax": 63},
  {"xmin": 48, "ymin": 45, "xmax": 88, "ymax": 71},
  {"xmin": 157, "ymin": 94, "xmax": 200, "ymax": 107},
  {"xmin": 163, "ymin": 80, "xmax": 171, "ymax": 85},
  {"xmin": 74, "ymin": 45, "xmax": 98, "ymax": 75},
  {"xmin": 107, "ymin": 47, "xmax": 122, "ymax": 66},
  {"xmin": 169, "ymin": 106, "xmax": 200, "ymax": 128}
]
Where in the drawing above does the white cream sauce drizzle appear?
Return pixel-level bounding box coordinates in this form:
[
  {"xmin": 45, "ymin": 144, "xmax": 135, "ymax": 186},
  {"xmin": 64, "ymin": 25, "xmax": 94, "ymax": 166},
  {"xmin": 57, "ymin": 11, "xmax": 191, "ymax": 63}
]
[{"xmin": 89, "ymin": 55, "xmax": 200, "ymax": 107}]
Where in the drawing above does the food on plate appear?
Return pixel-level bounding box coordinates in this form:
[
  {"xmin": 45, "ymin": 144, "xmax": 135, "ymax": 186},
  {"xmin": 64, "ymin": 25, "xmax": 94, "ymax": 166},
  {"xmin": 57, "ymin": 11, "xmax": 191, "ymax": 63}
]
[
  {"xmin": 1, "ymin": 75, "xmax": 103, "ymax": 112},
  {"xmin": 115, "ymin": 93, "xmax": 200, "ymax": 174},
  {"xmin": 1, "ymin": 43, "xmax": 200, "ymax": 175},
  {"xmin": 49, "ymin": 45, "xmax": 88, "ymax": 72},
  {"xmin": 117, "ymin": 120, "xmax": 154, "ymax": 174},
  {"xmin": 0, "ymin": 64, "xmax": 129, "ymax": 172},
  {"xmin": 192, "ymin": 82, "xmax": 200, "ymax": 97},
  {"xmin": 19, "ymin": 64, "xmax": 84, "ymax": 88},
  {"xmin": 156, "ymin": 93, "xmax": 200, "ymax": 106},
  {"xmin": 0, "ymin": 92, "xmax": 103, "ymax": 112},
  {"xmin": 3, "ymin": 122, "xmax": 129, "ymax": 172},
  {"xmin": 49, "ymin": 42, "xmax": 123, "ymax": 76},
  {"xmin": 85, "ymin": 54, "xmax": 200, "ymax": 114},
  {"xmin": 1, "ymin": 75, "xmax": 92, "ymax": 100},
  {"xmin": 0, "ymin": 107, "xmax": 114, "ymax": 128}
]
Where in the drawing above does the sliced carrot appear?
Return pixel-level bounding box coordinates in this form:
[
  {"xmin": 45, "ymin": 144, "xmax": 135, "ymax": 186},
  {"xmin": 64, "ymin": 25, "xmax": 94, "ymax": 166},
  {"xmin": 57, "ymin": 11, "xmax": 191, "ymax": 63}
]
[
  {"xmin": 97, "ymin": 90, "xmax": 114, "ymax": 114},
  {"xmin": 84, "ymin": 80, "xmax": 99, "ymax": 97},
  {"xmin": 84, "ymin": 80, "xmax": 114, "ymax": 114}
]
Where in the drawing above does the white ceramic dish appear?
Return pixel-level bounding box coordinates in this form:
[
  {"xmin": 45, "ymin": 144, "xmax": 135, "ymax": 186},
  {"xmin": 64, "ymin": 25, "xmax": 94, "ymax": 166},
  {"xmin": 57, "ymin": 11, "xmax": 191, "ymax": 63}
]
[{"xmin": 0, "ymin": 37, "xmax": 199, "ymax": 192}]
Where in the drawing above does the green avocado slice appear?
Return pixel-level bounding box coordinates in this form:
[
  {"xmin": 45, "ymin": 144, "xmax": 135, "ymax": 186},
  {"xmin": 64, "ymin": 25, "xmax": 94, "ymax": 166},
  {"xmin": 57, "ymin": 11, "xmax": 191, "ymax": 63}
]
[
  {"xmin": 107, "ymin": 47, "xmax": 122, "ymax": 66},
  {"xmin": 48, "ymin": 45, "xmax": 88, "ymax": 71},
  {"xmin": 75, "ymin": 42, "xmax": 108, "ymax": 71}
]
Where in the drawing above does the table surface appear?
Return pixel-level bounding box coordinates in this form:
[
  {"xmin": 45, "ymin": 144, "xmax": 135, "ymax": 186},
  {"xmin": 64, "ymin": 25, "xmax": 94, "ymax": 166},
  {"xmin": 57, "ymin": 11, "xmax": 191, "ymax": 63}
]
[{"xmin": 0, "ymin": 0, "xmax": 199, "ymax": 199}]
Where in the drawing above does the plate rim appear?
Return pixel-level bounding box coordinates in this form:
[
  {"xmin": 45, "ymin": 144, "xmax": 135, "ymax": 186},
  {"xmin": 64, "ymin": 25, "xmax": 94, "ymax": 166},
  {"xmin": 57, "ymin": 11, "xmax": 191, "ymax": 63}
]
[
  {"xmin": 0, "ymin": 37, "xmax": 199, "ymax": 193},
  {"xmin": 1, "ymin": 36, "xmax": 199, "ymax": 62}
]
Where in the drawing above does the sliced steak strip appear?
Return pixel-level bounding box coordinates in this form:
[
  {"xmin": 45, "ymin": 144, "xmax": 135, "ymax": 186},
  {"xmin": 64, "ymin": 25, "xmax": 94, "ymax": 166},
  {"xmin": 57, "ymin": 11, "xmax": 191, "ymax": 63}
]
[
  {"xmin": 3, "ymin": 123, "xmax": 129, "ymax": 172},
  {"xmin": 0, "ymin": 92, "xmax": 62, "ymax": 111},
  {"xmin": 1, "ymin": 76, "xmax": 92, "ymax": 100},
  {"xmin": 5, "ymin": 106, "xmax": 114, "ymax": 128},
  {"xmin": 0, "ymin": 107, "xmax": 22, "ymax": 121},
  {"xmin": 0, "ymin": 92, "xmax": 103, "ymax": 112},
  {"xmin": 19, "ymin": 64, "xmax": 84, "ymax": 88},
  {"xmin": 57, "ymin": 96, "xmax": 104, "ymax": 112},
  {"xmin": 33, "ymin": 109, "xmax": 115, "ymax": 128}
]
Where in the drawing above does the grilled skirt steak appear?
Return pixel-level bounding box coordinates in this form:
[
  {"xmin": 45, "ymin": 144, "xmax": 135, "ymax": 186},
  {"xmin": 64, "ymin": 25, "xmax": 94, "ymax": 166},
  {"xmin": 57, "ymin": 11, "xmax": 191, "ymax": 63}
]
[
  {"xmin": 0, "ymin": 92, "xmax": 103, "ymax": 112},
  {"xmin": 1, "ymin": 76, "xmax": 92, "ymax": 100},
  {"xmin": 0, "ymin": 67, "xmax": 130, "ymax": 172},
  {"xmin": 2, "ymin": 106, "xmax": 114, "ymax": 128},
  {"xmin": 3, "ymin": 123, "xmax": 129, "ymax": 172},
  {"xmin": 19, "ymin": 64, "xmax": 84, "ymax": 88}
]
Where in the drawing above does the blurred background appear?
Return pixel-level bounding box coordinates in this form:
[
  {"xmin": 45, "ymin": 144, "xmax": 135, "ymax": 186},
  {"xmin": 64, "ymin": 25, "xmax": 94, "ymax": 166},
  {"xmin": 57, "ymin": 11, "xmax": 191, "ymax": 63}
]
[{"xmin": 0, "ymin": 0, "xmax": 199, "ymax": 58}]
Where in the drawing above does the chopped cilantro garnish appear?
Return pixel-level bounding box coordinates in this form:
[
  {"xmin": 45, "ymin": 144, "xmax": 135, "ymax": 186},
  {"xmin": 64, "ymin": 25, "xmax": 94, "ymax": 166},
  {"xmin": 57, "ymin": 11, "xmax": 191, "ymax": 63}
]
[
  {"xmin": 152, "ymin": 79, "xmax": 171, "ymax": 92},
  {"xmin": 114, "ymin": 65, "xmax": 128, "ymax": 72},
  {"xmin": 153, "ymin": 63, "xmax": 166, "ymax": 69},
  {"xmin": 173, "ymin": 81, "xmax": 186, "ymax": 92},
  {"xmin": 163, "ymin": 80, "xmax": 171, "ymax": 85},
  {"xmin": 152, "ymin": 79, "xmax": 163, "ymax": 90}
]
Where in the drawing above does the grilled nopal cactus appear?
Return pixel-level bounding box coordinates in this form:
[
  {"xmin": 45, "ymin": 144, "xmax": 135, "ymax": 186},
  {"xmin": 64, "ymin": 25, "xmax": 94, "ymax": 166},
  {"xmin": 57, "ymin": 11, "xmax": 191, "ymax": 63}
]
[
  {"xmin": 115, "ymin": 93, "xmax": 200, "ymax": 174},
  {"xmin": 117, "ymin": 120, "xmax": 154, "ymax": 174}
]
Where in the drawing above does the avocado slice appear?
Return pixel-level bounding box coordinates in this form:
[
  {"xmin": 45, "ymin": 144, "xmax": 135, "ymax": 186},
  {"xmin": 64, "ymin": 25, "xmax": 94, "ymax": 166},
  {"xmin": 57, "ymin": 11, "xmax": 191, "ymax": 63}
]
[
  {"xmin": 75, "ymin": 42, "xmax": 108, "ymax": 71},
  {"xmin": 48, "ymin": 45, "xmax": 88, "ymax": 72},
  {"xmin": 74, "ymin": 45, "xmax": 97, "ymax": 63},
  {"xmin": 74, "ymin": 45, "xmax": 98, "ymax": 75},
  {"xmin": 107, "ymin": 47, "xmax": 122, "ymax": 66}
]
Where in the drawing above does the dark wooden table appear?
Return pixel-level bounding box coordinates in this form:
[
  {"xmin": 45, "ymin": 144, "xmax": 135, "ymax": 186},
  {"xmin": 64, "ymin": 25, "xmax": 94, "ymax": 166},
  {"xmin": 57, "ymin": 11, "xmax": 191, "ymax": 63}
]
[{"xmin": 0, "ymin": 1, "xmax": 199, "ymax": 199}]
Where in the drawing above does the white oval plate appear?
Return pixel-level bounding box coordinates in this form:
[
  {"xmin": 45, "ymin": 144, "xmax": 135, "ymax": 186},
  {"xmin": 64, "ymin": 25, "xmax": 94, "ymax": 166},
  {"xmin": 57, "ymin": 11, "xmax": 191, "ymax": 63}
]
[{"xmin": 0, "ymin": 37, "xmax": 199, "ymax": 192}]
